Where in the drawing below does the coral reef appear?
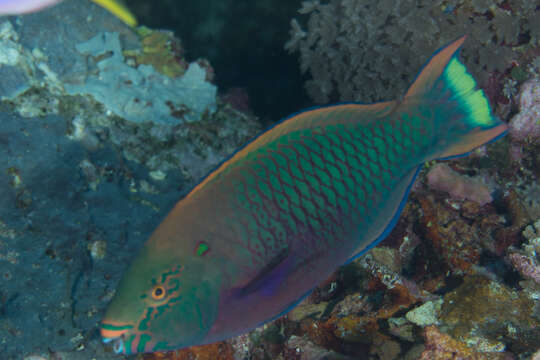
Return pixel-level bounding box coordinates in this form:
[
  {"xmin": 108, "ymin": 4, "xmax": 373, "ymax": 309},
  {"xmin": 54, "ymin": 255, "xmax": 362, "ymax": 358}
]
[
  {"xmin": 65, "ymin": 31, "xmax": 216, "ymax": 125},
  {"xmin": 126, "ymin": 27, "xmax": 188, "ymax": 78},
  {"xmin": 419, "ymin": 326, "xmax": 513, "ymax": 360},
  {"xmin": 284, "ymin": 335, "xmax": 355, "ymax": 360},
  {"xmin": 426, "ymin": 163, "xmax": 494, "ymax": 206},
  {"xmin": 416, "ymin": 194, "xmax": 483, "ymax": 273},
  {"xmin": 509, "ymin": 77, "xmax": 540, "ymax": 143},
  {"xmin": 286, "ymin": 0, "xmax": 539, "ymax": 104},
  {"xmin": 405, "ymin": 299, "xmax": 442, "ymax": 327},
  {"xmin": 142, "ymin": 342, "xmax": 235, "ymax": 360},
  {"xmin": 440, "ymin": 275, "xmax": 539, "ymax": 353},
  {"xmin": 1, "ymin": 2, "xmax": 262, "ymax": 184},
  {"xmin": 509, "ymin": 250, "xmax": 540, "ymax": 285},
  {"xmin": 507, "ymin": 220, "xmax": 540, "ymax": 300}
]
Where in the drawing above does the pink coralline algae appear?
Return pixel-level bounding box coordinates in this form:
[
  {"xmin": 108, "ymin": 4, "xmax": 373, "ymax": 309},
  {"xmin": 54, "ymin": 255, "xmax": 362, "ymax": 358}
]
[
  {"xmin": 508, "ymin": 221, "xmax": 540, "ymax": 285},
  {"xmin": 509, "ymin": 77, "xmax": 540, "ymax": 142},
  {"xmin": 426, "ymin": 163, "xmax": 493, "ymax": 206},
  {"xmin": 509, "ymin": 253, "xmax": 540, "ymax": 284},
  {"xmin": 419, "ymin": 326, "xmax": 515, "ymax": 360}
]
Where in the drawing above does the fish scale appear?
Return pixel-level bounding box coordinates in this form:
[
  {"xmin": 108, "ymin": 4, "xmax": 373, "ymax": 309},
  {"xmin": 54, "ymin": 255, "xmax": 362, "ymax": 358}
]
[
  {"xmin": 228, "ymin": 118, "xmax": 410, "ymax": 259},
  {"xmin": 100, "ymin": 36, "xmax": 508, "ymax": 354}
]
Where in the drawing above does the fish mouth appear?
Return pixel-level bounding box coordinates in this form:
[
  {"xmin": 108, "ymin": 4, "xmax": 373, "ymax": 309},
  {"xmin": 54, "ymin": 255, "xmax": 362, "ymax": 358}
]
[
  {"xmin": 102, "ymin": 335, "xmax": 126, "ymax": 354},
  {"xmin": 100, "ymin": 323, "xmax": 133, "ymax": 354}
]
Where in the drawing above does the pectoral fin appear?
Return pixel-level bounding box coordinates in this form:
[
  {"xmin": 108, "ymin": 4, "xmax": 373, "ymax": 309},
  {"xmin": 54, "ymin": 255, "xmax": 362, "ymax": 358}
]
[{"xmin": 236, "ymin": 248, "xmax": 292, "ymax": 297}]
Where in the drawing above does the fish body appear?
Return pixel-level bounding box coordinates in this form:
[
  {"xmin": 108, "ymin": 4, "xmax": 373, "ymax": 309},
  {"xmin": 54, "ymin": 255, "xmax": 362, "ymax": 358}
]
[
  {"xmin": 101, "ymin": 36, "xmax": 507, "ymax": 354},
  {"xmin": 0, "ymin": 0, "xmax": 137, "ymax": 26},
  {"xmin": 0, "ymin": 0, "xmax": 61, "ymax": 14}
]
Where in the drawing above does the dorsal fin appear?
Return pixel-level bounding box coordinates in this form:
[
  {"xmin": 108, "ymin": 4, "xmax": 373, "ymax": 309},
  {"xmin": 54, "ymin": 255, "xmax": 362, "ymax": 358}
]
[{"xmin": 404, "ymin": 36, "xmax": 466, "ymax": 100}]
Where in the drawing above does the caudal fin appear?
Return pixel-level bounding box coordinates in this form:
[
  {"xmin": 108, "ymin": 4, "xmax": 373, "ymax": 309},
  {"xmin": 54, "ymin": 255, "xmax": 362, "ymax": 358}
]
[{"xmin": 401, "ymin": 36, "xmax": 507, "ymax": 160}]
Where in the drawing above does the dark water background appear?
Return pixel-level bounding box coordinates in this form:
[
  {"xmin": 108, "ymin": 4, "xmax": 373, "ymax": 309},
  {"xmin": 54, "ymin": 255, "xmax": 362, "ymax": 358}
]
[{"xmin": 129, "ymin": 0, "xmax": 309, "ymax": 125}]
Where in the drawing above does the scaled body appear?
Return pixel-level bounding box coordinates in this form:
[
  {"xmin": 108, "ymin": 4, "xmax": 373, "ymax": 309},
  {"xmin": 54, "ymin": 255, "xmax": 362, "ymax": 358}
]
[{"xmin": 101, "ymin": 37, "xmax": 507, "ymax": 354}]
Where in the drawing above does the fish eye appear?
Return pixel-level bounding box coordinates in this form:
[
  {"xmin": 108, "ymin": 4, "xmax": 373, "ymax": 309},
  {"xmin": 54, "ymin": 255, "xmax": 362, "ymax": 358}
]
[{"xmin": 151, "ymin": 286, "xmax": 166, "ymax": 300}]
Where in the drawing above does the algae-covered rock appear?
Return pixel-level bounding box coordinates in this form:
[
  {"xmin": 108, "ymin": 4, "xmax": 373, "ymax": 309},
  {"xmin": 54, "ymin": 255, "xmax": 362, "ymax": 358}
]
[
  {"xmin": 509, "ymin": 78, "xmax": 540, "ymax": 143},
  {"xmin": 286, "ymin": 335, "xmax": 355, "ymax": 360},
  {"xmin": 288, "ymin": 301, "xmax": 329, "ymax": 322},
  {"xmin": 65, "ymin": 31, "xmax": 216, "ymax": 125},
  {"xmin": 440, "ymin": 275, "xmax": 540, "ymax": 354},
  {"xmin": 419, "ymin": 325, "xmax": 513, "ymax": 360},
  {"xmin": 405, "ymin": 299, "xmax": 443, "ymax": 326},
  {"xmin": 127, "ymin": 26, "xmax": 188, "ymax": 78}
]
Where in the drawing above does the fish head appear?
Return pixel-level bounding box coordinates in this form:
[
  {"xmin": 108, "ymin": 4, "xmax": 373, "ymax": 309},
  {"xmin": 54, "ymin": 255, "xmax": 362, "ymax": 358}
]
[{"xmin": 100, "ymin": 243, "xmax": 221, "ymax": 354}]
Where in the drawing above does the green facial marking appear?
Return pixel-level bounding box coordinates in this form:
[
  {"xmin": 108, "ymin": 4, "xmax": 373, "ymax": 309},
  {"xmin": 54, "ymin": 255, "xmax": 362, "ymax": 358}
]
[
  {"xmin": 160, "ymin": 265, "xmax": 183, "ymax": 284},
  {"xmin": 154, "ymin": 341, "xmax": 168, "ymax": 352},
  {"xmin": 100, "ymin": 323, "xmax": 133, "ymax": 331},
  {"xmin": 196, "ymin": 242, "xmax": 210, "ymax": 256},
  {"xmin": 124, "ymin": 334, "xmax": 135, "ymax": 354},
  {"xmin": 138, "ymin": 333, "xmax": 152, "ymax": 353},
  {"xmin": 138, "ymin": 307, "xmax": 154, "ymax": 331},
  {"xmin": 134, "ymin": 263, "xmax": 189, "ymax": 338}
]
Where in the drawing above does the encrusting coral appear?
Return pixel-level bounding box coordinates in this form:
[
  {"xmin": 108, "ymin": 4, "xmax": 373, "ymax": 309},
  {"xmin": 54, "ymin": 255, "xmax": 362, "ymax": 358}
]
[
  {"xmin": 508, "ymin": 220, "xmax": 540, "ymax": 286},
  {"xmin": 509, "ymin": 77, "xmax": 540, "ymax": 143},
  {"xmin": 426, "ymin": 163, "xmax": 493, "ymax": 206}
]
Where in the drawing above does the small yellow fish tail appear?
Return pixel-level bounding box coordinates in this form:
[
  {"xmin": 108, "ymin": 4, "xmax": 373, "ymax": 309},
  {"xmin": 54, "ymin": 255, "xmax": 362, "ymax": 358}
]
[{"xmin": 91, "ymin": 0, "xmax": 137, "ymax": 27}]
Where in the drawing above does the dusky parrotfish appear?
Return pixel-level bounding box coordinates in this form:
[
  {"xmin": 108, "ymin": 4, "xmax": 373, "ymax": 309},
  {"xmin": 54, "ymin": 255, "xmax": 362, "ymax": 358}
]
[
  {"xmin": 100, "ymin": 36, "xmax": 507, "ymax": 354},
  {"xmin": 0, "ymin": 0, "xmax": 137, "ymax": 26}
]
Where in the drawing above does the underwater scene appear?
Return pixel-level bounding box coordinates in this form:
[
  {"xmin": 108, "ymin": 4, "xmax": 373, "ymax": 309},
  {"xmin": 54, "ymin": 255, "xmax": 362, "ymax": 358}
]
[{"xmin": 0, "ymin": 0, "xmax": 539, "ymax": 359}]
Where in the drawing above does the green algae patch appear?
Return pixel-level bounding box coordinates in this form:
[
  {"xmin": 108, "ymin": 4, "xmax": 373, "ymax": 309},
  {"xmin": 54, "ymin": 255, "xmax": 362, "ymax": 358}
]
[
  {"xmin": 125, "ymin": 27, "xmax": 188, "ymax": 78},
  {"xmin": 440, "ymin": 275, "xmax": 539, "ymax": 352}
]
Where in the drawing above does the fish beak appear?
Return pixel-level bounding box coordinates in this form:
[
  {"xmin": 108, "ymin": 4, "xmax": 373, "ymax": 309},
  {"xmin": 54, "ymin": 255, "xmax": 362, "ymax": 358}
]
[
  {"xmin": 101, "ymin": 333, "xmax": 126, "ymax": 354},
  {"xmin": 100, "ymin": 323, "xmax": 132, "ymax": 354},
  {"xmin": 112, "ymin": 337, "xmax": 125, "ymax": 354},
  {"xmin": 102, "ymin": 336, "xmax": 125, "ymax": 354}
]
